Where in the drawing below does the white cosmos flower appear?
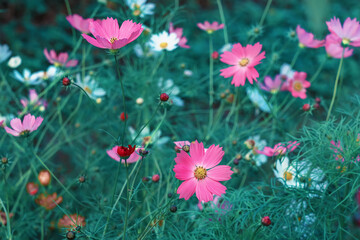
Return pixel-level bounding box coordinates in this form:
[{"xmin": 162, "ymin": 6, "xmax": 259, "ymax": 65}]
[
  {"xmin": 280, "ymin": 63, "xmax": 295, "ymax": 80},
  {"xmin": 274, "ymin": 157, "xmax": 298, "ymax": 187},
  {"xmin": 32, "ymin": 66, "xmax": 58, "ymax": 81},
  {"xmin": 8, "ymin": 56, "xmax": 22, "ymax": 68},
  {"xmin": 12, "ymin": 68, "xmax": 42, "ymax": 85},
  {"xmin": 126, "ymin": 0, "xmax": 155, "ymax": 18},
  {"xmin": 0, "ymin": 44, "xmax": 12, "ymax": 63},
  {"xmin": 246, "ymin": 87, "xmax": 271, "ymax": 113},
  {"xmin": 149, "ymin": 31, "xmax": 179, "ymax": 52},
  {"xmin": 75, "ymin": 74, "xmax": 106, "ymax": 101},
  {"xmin": 129, "ymin": 126, "xmax": 170, "ymax": 147},
  {"xmin": 158, "ymin": 78, "xmax": 184, "ymax": 107}
]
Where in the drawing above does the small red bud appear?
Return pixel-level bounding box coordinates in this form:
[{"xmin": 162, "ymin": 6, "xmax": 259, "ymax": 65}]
[
  {"xmin": 160, "ymin": 93, "xmax": 169, "ymax": 102},
  {"xmin": 152, "ymin": 174, "xmax": 160, "ymax": 182},
  {"xmin": 261, "ymin": 216, "xmax": 271, "ymax": 226},
  {"xmin": 314, "ymin": 103, "xmax": 320, "ymax": 109},
  {"xmin": 212, "ymin": 51, "xmax": 219, "ymax": 59},
  {"xmin": 142, "ymin": 177, "xmax": 150, "ymax": 182},
  {"xmin": 302, "ymin": 104, "xmax": 310, "ymax": 111},
  {"xmin": 315, "ymin": 97, "xmax": 321, "ymax": 103},
  {"xmin": 62, "ymin": 77, "xmax": 71, "ymax": 86},
  {"xmin": 120, "ymin": 112, "xmax": 128, "ymax": 121}
]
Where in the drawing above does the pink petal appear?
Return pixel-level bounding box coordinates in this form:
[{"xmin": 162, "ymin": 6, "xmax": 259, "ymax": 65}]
[
  {"xmin": 107, "ymin": 146, "xmax": 120, "ymax": 162},
  {"xmin": 205, "ymin": 178, "xmax": 227, "ymax": 197},
  {"xmin": 207, "ymin": 165, "xmax": 233, "ymax": 181},
  {"xmin": 202, "ymin": 144, "xmax": 224, "ymax": 169},
  {"xmin": 190, "ymin": 140, "xmax": 205, "ymax": 165},
  {"xmin": 82, "ymin": 34, "xmax": 106, "ymax": 48},
  {"xmin": 220, "ymin": 66, "xmax": 239, "ymax": 78},
  {"xmin": 10, "ymin": 118, "xmax": 23, "ymax": 132},
  {"xmin": 65, "ymin": 59, "xmax": 78, "ymax": 67},
  {"xmin": 23, "ymin": 114, "xmax": 35, "ymax": 131},
  {"xmin": 196, "ymin": 179, "xmax": 213, "ymax": 202},
  {"xmin": 31, "ymin": 117, "xmax": 43, "ymax": 131},
  {"xmin": 43, "ymin": 49, "xmax": 54, "ymax": 64},
  {"xmin": 174, "ymin": 164, "xmax": 195, "ymax": 180},
  {"xmin": 4, "ymin": 127, "xmax": 20, "ymax": 136},
  {"xmin": 177, "ymin": 178, "xmax": 197, "ymax": 200},
  {"xmin": 220, "ymin": 51, "xmax": 239, "ymax": 65}
]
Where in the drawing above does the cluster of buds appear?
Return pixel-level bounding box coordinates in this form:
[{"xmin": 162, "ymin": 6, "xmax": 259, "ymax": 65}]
[
  {"xmin": 142, "ymin": 174, "xmax": 160, "ymax": 183},
  {"xmin": 220, "ymin": 89, "xmax": 234, "ymax": 103},
  {"xmin": 302, "ymin": 97, "xmax": 321, "ymax": 112}
]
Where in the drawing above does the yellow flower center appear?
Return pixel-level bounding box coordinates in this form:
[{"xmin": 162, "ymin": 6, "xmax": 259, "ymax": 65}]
[
  {"xmin": 298, "ymin": 43, "xmax": 305, "ymax": 48},
  {"xmin": 133, "ymin": 3, "xmax": 141, "ymax": 8},
  {"xmin": 342, "ymin": 38, "xmax": 350, "ymax": 45},
  {"xmin": 160, "ymin": 42, "xmax": 168, "ymax": 49},
  {"xmin": 54, "ymin": 62, "xmax": 61, "ymax": 67},
  {"xmin": 293, "ymin": 81, "xmax": 303, "ymax": 91},
  {"xmin": 206, "ymin": 29, "xmax": 214, "ymax": 34},
  {"xmin": 20, "ymin": 130, "xmax": 30, "ymax": 136},
  {"xmin": 133, "ymin": 9, "xmax": 141, "ymax": 16},
  {"xmin": 143, "ymin": 136, "xmax": 152, "ymax": 145},
  {"xmin": 283, "ymin": 171, "xmax": 293, "ymax": 181},
  {"xmin": 270, "ymin": 89, "xmax": 279, "ymax": 94},
  {"xmin": 194, "ymin": 166, "xmax": 207, "ymax": 180},
  {"xmin": 239, "ymin": 58, "xmax": 249, "ymax": 67},
  {"xmin": 96, "ymin": 98, "xmax": 102, "ymax": 104},
  {"xmin": 84, "ymin": 86, "xmax": 92, "ymax": 94},
  {"xmin": 110, "ymin": 37, "xmax": 118, "ymax": 44}
]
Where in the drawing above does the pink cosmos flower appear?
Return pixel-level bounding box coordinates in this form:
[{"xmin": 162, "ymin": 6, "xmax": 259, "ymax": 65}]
[
  {"xmin": 296, "ymin": 25, "xmax": 325, "ymax": 48},
  {"xmin": 220, "ymin": 43, "xmax": 266, "ymax": 87},
  {"xmin": 4, "ymin": 113, "xmax": 43, "ymax": 137},
  {"xmin": 20, "ymin": 89, "xmax": 47, "ymax": 111},
  {"xmin": 326, "ymin": 17, "xmax": 360, "ymax": 47},
  {"xmin": 260, "ymin": 75, "xmax": 283, "ymax": 94},
  {"xmin": 325, "ymin": 34, "xmax": 353, "ymax": 59},
  {"xmin": 173, "ymin": 140, "xmax": 233, "ymax": 202},
  {"xmin": 44, "ymin": 49, "xmax": 78, "ymax": 68},
  {"xmin": 287, "ymin": 71, "xmax": 310, "ymax": 99},
  {"xmin": 66, "ymin": 14, "xmax": 99, "ymax": 34},
  {"xmin": 82, "ymin": 18, "xmax": 143, "ymax": 50},
  {"xmin": 174, "ymin": 141, "xmax": 191, "ymax": 149},
  {"xmin": 107, "ymin": 146, "xmax": 144, "ymax": 164},
  {"xmin": 257, "ymin": 141, "xmax": 299, "ymax": 157},
  {"xmin": 197, "ymin": 21, "xmax": 224, "ymax": 34},
  {"xmin": 169, "ymin": 23, "xmax": 190, "ymax": 49}
]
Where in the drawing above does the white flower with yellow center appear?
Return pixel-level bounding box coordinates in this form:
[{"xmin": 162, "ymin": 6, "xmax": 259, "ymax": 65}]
[
  {"xmin": 126, "ymin": 0, "xmax": 155, "ymax": 18},
  {"xmin": 149, "ymin": 31, "xmax": 179, "ymax": 52},
  {"xmin": 12, "ymin": 68, "xmax": 42, "ymax": 85},
  {"xmin": 75, "ymin": 74, "xmax": 106, "ymax": 101},
  {"xmin": 273, "ymin": 157, "xmax": 298, "ymax": 187}
]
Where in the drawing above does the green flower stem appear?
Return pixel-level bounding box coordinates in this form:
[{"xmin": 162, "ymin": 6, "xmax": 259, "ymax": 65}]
[
  {"xmin": 114, "ymin": 54, "xmax": 127, "ymax": 145},
  {"xmin": 290, "ymin": 47, "xmax": 302, "ymax": 68},
  {"xmin": 208, "ymin": 35, "xmax": 214, "ymax": 133},
  {"xmin": 326, "ymin": 50, "xmax": 345, "ymax": 121},
  {"xmin": 249, "ymin": 0, "xmax": 273, "ymax": 44},
  {"xmin": 123, "ymin": 158, "xmax": 130, "ymax": 240},
  {"xmin": 216, "ymin": 0, "xmax": 229, "ymax": 45},
  {"xmin": 250, "ymin": 225, "xmax": 262, "ymax": 240},
  {"xmin": 0, "ymin": 197, "xmax": 12, "ymax": 240}
]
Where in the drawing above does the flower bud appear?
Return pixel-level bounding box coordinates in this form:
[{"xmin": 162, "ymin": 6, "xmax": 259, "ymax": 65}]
[
  {"xmin": 167, "ymin": 193, "xmax": 173, "ymax": 198},
  {"xmin": 160, "ymin": 93, "xmax": 169, "ymax": 102},
  {"xmin": 62, "ymin": 77, "xmax": 71, "ymax": 86},
  {"xmin": 142, "ymin": 177, "xmax": 150, "ymax": 182},
  {"xmin": 302, "ymin": 103, "xmax": 310, "ymax": 111},
  {"xmin": 38, "ymin": 170, "xmax": 51, "ymax": 186},
  {"xmin": 1, "ymin": 157, "xmax": 8, "ymax": 165},
  {"xmin": 233, "ymin": 158, "xmax": 239, "ymax": 165},
  {"xmin": 139, "ymin": 149, "xmax": 149, "ymax": 157},
  {"xmin": 212, "ymin": 51, "xmax": 219, "ymax": 59},
  {"xmin": 78, "ymin": 176, "xmax": 86, "ymax": 183},
  {"xmin": 182, "ymin": 145, "xmax": 190, "ymax": 152},
  {"xmin": 315, "ymin": 97, "xmax": 321, "ymax": 103},
  {"xmin": 26, "ymin": 182, "xmax": 39, "ymax": 195},
  {"xmin": 170, "ymin": 205, "xmax": 177, "ymax": 213},
  {"xmin": 314, "ymin": 103, "xmax": 320, "ymax": 109},
  {"xmin": 152, "ymin": 174, "xmax": 160, "ymax": 182},
  {"xmin": 66, "ymin": 231, "xmax": 76, "ymax": 239},
  {"xmin": 120, "ymin": 112, "xmax": 128, "ymax": 121},
  {"xmin": 261, "ymin": 216, "xmax": 271, "ymax": 226},
  {"xmin": 136, "ymin": 97, "xmax": 144, "ymax": 105}
]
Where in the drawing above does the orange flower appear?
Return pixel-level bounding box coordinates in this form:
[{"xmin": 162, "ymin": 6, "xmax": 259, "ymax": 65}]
[
  {"xmin": 38, "ymin": 170, "xmax": 51, "ymax": 186},
  {"xmin": 35, "ymin": 193, "xmax": 63, "ymax": 210},
  {"xmin": 58, "ymin": 214, "xmax": 86, "ymax": 231}
]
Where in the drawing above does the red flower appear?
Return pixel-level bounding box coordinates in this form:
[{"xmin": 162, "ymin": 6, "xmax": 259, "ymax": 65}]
[
  {"xmin": 261, "ymin": 216, "xmax": 271, "ymax": 226},
  {"xmin": 26, "ymin": 182, "xmax": 39, "ymax": 195},
  {"xmin": 117, "ymin": 145, "xmax": 136, "ymax": 159}
]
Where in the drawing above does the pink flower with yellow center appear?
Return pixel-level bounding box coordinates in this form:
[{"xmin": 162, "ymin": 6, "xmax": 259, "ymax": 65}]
[
  {"xmin": 82, "ymin": 18, "xmax": 143, "ymax": 51},
  {"xmin": 260, "ymin": 75, "xmax": 283, "ymax": 94},
  {"xmin": 296, "ymin": 25, "xmax": 325, "ymax": 48},
  {"xmin": 220, "ymin": 42, "xmax": 266, "ymax": 87},
  {"xmin": 173, "ymin": 141, "xmax": 233, "ymax": 202},
  {"xmin": 325, "ymin": 34, "xmax": 353, "ymax": 59},
  {"xmin": 197, "ymin": 21, "xmax": 224, "ymax": 34},
  {"xmin": 169, "ymin": 22, "xmax": 190, "ymax": 49},
  {"xmin": 44, "ymin": 49, "xmax": 78, "ymax": 68},
  {"xmin": 326, "ymin": 17, "xmax": 360, "ymax": 47},
  {"xmin": 288, "ymin": 72, "xmax": 310, "ymax": 99},
  {"xmin": 4, "ymin": 113, "xmax": 43, "ymax": 137},
  {"xmin": 66, "ymin": 14, "xmax": 100, "ymax": 34}
]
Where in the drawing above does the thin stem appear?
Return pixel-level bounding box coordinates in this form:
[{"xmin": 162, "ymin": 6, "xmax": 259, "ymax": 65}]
[
  {"xmin": 102, "ymin": 161, "xmax": 122, "ymax": 239},
  {"xmin": 249, "ymin": 0, "xmax": 273, "ymax": 44},
  {"xmin": 114, "ymin": 54, "xmax": 127, "ymax": 145},
  {"xmin": 326, "ymin": 51, "xmax": 344, "ymax": 121},
  {"xmin": 216, "ymin": 0, "xmax": 229, "ymax": 44},
  {"xmin": 208, "ymin": 35, "xmax": 214, "ymax": 132},
  {"xmin": 0, "ymin": 197, "xmax": 12, "ymax": 240},
  {"xmin": 123, "ymin": 159, "xmax": 130, "ymax": 240},
  {"xmin": 290, "ymin": 47, "xmax": 302, "ymax": 68}
]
